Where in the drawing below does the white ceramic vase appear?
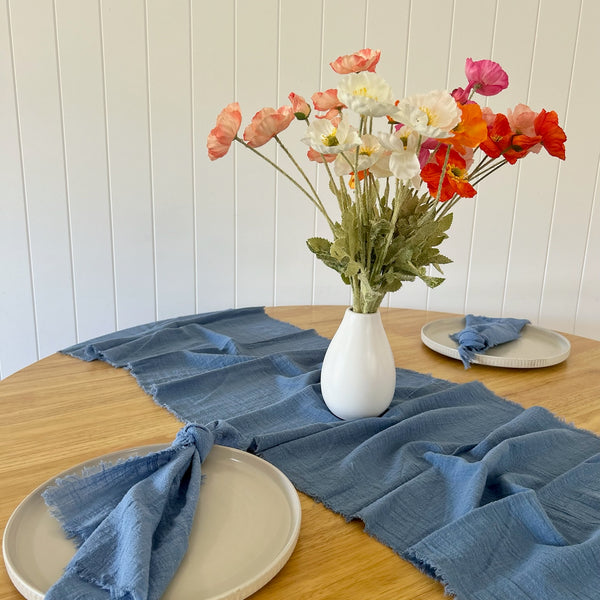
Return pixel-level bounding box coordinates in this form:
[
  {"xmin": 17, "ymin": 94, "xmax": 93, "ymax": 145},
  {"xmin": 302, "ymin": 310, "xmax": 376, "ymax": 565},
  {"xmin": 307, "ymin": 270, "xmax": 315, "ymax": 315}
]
[{"xmin": 320, "ymin": 308, "xmax": 396, "ymax": 420}]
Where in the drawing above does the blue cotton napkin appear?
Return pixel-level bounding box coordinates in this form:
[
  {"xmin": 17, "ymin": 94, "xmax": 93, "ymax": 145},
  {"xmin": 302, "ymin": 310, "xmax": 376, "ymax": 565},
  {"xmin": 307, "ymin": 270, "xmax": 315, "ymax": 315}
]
[
  {"xmin": 42, "ymin": 423, "xmax": 235, "ymax": 600},
  {"xmin": 60, "ymin": 307, "xmax": 600, "ymax": 600},
  {"xmin": 449, "ymin": 314, "xmax": 530, "ymax": 368}
]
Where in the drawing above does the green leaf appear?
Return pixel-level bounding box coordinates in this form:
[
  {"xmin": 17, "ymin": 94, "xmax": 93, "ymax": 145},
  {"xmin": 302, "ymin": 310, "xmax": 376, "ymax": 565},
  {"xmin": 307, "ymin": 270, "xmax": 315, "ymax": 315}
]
[
  {"xmin": 420, "ymin": 274, "xmax": 445, "ymax": 288},
  {"xmin": 306, "ymin": 237, "xmax": 332, "ymax": 255}
]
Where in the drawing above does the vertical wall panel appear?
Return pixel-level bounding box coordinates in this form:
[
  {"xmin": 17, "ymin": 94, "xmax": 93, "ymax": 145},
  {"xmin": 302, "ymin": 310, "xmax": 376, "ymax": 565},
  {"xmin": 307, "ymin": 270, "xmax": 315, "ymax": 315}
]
[
  {"xmin": 365, "ymin": 0, "xmax": 411, "ymax": 309},
  {"xmin": 234, "ymin": 0, "xmax": 279, "ymax": 308},
  {"xmin": 503, "ymin": 0, "xmax": 580, "ymax": 327},
  {"xmin": 539, "ymin": 0, "xmax": 594, "ymax": 334},
  {"xmin": 576, "ymin": 157, "xmax": 600, "ymax": 340},
  {"xmin": 463, "ymin": 1, "xmax": 540, "ymax": 318},
  {"xmin": 101, "ymin": 0, "xmax": 156, "ymax": 329},
  {"xmin": 312, "ymin": 0, "xmax": 367, "ymax": 308},
  {"xmin": 391, "ymin": 0, "xmax": 455, "ymax": 310},
  {"xmin": 193, "ymin": 0, "xmax": 235, "ymax": 311},
  {"xmin": 147, "ymin": 0, "xmax": 195, "ymax": 319},
  {"xmin": 365, "ymin": 0, "xmax": 411, "ymax": 97},
  {"xmin": 428, "ymin": 0, "xmax": 497, "ymax": 316},
  {"xmin": 9, "ymin": 0, "xmax": 76, "ymax": 357},
  {"xmin": 55, "ymin": 0, "xmax": 116, "ymax": 341},
  {"xmin": 0, "ymin": 0, "xmax": 38, "ymax": 377},
  {"xmin": 275, "ymin": 0, "xmax": 323, "ymax": 307}
]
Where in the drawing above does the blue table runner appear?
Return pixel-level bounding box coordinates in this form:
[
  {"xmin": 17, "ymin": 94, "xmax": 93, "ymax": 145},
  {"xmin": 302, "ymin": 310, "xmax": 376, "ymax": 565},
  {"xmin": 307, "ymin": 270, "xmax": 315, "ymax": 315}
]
[{"xmin": 63, "ymin": 307, "xmax": 600, "ymax": 599}]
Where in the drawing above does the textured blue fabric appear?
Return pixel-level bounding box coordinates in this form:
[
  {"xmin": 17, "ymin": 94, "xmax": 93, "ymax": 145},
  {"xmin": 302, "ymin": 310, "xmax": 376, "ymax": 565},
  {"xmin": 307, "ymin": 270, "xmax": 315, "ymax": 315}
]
[
  {"xmin": 61, "ymin": 307, "xmax": 600, "ymax": 600},
  {"xmin": 449, "ymin": 314, "xmax": 530, "ymax": 368},
  {"xmin": 42, "ymin": 424, "xmax": 229, "ymax": 600}
]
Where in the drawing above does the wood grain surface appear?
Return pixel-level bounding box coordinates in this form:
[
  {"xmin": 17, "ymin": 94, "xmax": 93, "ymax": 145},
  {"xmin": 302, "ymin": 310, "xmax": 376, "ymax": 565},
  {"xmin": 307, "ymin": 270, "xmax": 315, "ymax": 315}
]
[{"xmin": 1, "ymin": 306, "xmax": 599, "ymax": 599}]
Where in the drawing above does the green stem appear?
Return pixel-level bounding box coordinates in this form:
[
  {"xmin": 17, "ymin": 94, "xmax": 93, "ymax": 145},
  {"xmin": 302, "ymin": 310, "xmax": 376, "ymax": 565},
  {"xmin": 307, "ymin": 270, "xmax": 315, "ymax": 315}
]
[
  {"xmin": 470, "ymin": 159, "xmax": 508, "ymax": 185},
  {"xmin": 273, "ymin": 135, "xmax": 335, "ymax": 227},
  {"xmin": 236, "ymin": 136, "xmax": 334, "ymax": 229},
  {"xmin": 434, "ymin": 145, "xmax": 452, "ymax": 206},
  {"xmin": 372, "ymin": 181, "xmax": 403, "ymax": 278},
  {"xmin": 274, "ymin": 135, "xmax": 323, "ymax": 208},
  {"xmin": 321, "ymin": 153, "xmax": 341, "ymax": 200},
  {"xmin": 435, "ymin": 194, "xmax": 460, "ymax": 219},
  {"xmin": 469, "ymin": 155, "xmax": 495, "ymax": 178}
]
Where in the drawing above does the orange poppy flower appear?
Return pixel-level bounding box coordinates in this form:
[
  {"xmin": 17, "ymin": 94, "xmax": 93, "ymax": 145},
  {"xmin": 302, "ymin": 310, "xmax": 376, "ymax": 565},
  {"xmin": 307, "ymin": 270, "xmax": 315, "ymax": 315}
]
[
  {"xmin": 447, "ymin": 103, "xmax": 488, "ymax": 154},
  {"xmin": 349, "ymin": 170, "xmax": 368, "ymax": 189}
]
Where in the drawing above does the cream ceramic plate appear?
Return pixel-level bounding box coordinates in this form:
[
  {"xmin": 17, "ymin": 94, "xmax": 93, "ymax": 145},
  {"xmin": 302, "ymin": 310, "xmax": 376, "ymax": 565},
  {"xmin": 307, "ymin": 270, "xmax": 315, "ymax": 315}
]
[
  {"xmin": 421, "ymin": 317, "xmax": 571, "ymax": 368},
  {"xmin": 2, "ymin": 444, "xmax": 301, "ymax": 600}
]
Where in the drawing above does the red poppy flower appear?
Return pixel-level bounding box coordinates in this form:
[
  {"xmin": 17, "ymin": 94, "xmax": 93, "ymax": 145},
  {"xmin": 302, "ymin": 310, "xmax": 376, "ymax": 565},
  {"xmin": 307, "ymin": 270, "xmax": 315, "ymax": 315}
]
[
  {"xmin": 534, "ymin": 109, "xmax": 567, "ymax": 160},
  {"xmin": 480, "ymin": 114, "xmax": 541, "ymax": 164},
  {"xmin": 421, "ymin": 146, "xmax": 477, "ymax": 202}
]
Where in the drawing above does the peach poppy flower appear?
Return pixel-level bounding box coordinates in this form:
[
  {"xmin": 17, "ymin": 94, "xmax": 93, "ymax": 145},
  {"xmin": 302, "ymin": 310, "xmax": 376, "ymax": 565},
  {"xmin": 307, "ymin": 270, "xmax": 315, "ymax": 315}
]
[
  {"xmin": 311, "ymin": 89, "xmax": 346, "ymax": 112},
  {"xmin": 289, "ymin": 92, "xmax": 311, "ymax": 120},
  {"xmin": 329, "ymin": 48, "xmax": 381, "ymax": 74},
  {"xmin": 307, "ymin": 147, "xmax": 337, "ymax": 163},
  {"xmin": 207, "ymin": 102, "xmax": 242, "ymax": 160},
  {"xmin": 243, "ymin": 106, "xmax": 295, "ymax": 148}
]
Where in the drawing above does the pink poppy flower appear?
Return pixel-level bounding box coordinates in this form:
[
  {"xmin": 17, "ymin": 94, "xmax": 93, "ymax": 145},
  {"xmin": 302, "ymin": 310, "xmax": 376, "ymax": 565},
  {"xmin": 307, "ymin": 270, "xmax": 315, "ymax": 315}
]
[
  {"xmin": 507, "ymin": 104, "xmax": 537, "ymax": 136},
  {"xmin": 507, "ymin": 103, "xmax": 541, "ymax": 153},
  {"xmin": 207, "ymin": 102, "xmax": 242, "ymax": 160},
  {"xmin": 481, "ymin": 106, "xmax": 496, "ymax": 127},
  {"xmin": 464, "ymin": 58, "xmax": 509, "ymax": 97},
  {"xmin": 243, "ymin": 106, "xmax": 295, "ymax": 148},
  {"xmin": 329, "ymin": 48, "xmax": 381, "ymax": 74},
  {"xmin": 450, "ymin": 87, "xmax": 476, "ymax": 105},
  {"xmin": 311, "ymin": 89, "xmax": 346, "ymax": 112}
]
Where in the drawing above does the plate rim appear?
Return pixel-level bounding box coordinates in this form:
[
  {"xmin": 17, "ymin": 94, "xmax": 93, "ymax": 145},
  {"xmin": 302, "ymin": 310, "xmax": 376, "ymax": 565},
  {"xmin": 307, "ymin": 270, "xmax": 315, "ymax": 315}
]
[
  {"xmin": 421, "ymin": 316, "xmax": 571, "ymax": 369},
  {"xmin": 2, "ymin": 443, "xmax": 301, "ymax": 600}
]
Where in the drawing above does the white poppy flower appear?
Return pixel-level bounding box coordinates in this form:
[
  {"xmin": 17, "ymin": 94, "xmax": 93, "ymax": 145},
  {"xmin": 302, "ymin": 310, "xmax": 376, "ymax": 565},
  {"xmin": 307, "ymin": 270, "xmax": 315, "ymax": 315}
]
[
  {"xmin": 333, "ymin": 134, "xmax": 385, "ymax": 176},
  {"xmin": 392, "ymin": 90, "xmax": 460, "ymax": 139},
  {"xmin": 337, "ymin": 72, "xmax": 396, "ymax": 118},
  {"xmin": 301, "ymin": 117, "xmax": 362, "ymax": 155},
  {"xmin": 378, "ymin": 131, "xmax": 421, "ymax": 182},
  {"xmin": 369, "ymin": 154, "xmax": 393, "ymax": 178}
]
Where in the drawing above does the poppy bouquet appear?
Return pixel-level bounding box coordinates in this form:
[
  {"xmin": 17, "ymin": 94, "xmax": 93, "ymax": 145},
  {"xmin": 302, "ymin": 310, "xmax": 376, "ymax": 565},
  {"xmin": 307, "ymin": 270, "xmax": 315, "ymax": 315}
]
[{"xmin": 207, "ymin": 49, "xmax": 566, "ymax": 313}]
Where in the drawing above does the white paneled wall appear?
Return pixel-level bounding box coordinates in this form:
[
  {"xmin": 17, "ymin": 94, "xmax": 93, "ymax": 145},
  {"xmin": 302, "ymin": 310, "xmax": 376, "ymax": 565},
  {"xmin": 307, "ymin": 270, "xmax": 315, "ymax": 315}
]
[{"xmin": 0, "ymin": 0, "xmax": 598, "ymax": 379}]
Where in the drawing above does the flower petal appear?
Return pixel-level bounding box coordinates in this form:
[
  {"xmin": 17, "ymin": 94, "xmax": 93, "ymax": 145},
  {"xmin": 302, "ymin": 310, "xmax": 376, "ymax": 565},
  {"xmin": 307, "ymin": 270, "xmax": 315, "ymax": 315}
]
[
  {"xmin": 330, "ymin": 48, "xmax": 381, "ymax": 74},
  {"xmin": 243, "ymin": 106, "xmax": 294, "ymax": 148},
  {"xmin": 337, "ymin": 72, "xmax": 396, "ymax": 117},
  {"xmin": 207, "ymin": 102, "xmax": 242, "ymax": 160}
]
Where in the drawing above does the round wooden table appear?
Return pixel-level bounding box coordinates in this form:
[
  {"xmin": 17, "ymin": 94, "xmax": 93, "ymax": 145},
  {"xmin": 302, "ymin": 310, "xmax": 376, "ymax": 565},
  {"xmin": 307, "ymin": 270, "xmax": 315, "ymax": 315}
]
[{"xmin": 1, "ymin": 306, "xmax": 599, "ymax": 600}]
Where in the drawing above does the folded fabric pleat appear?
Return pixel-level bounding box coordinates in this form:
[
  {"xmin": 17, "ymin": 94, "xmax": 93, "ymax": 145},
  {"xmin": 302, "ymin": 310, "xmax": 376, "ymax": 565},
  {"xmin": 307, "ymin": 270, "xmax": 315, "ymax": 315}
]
[{"xmin": 449, "ymin": 314, "xmax": 530, "ymax": 368}]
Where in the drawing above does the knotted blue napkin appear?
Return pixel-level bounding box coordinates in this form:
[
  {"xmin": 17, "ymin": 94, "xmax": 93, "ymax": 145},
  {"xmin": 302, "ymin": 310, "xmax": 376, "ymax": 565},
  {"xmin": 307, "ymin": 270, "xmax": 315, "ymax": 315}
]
[
  {"xmin": 449, "ymin": 314, "xmax": 530, "ymax": 368},
  {"xmin": 42, "ymin": 423, "xmax": 237, "ymax": 600},
  {"xmin": 61, "ymin": 307, "xmax": 600, "ymax": 600}
]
